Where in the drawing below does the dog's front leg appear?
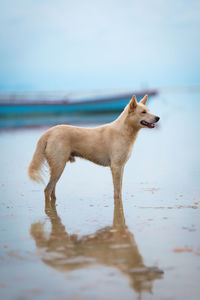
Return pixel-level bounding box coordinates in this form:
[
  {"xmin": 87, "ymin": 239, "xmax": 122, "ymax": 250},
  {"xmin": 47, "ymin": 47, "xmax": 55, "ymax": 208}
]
[{"xmin": 111, "ymin": 165, "xmax": 124, "ymax": 200}]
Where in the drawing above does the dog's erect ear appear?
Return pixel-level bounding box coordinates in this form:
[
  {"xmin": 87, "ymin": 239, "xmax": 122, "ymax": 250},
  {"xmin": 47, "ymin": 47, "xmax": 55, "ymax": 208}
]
[
  {"xmin": 140, "ymin": 94, "xmax": 148, "ymax": 105},
  {"xmin": 129, "ymin": 95, "xmax": 137, "ymax": 111}
]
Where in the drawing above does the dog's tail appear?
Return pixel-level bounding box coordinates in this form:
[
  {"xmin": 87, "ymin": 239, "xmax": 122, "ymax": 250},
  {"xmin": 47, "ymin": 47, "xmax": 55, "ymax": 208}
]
[{"xmin": 28, "ymin": 134, "xmax": 48, "ymax": 183}]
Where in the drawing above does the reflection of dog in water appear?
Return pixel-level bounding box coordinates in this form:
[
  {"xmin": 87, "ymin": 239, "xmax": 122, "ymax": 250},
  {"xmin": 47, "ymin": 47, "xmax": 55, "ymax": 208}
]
[
  {"xmin": 30, "ymin": 198, "xmax": 163, "ymax": 295},
  {"xmin": 28, "ymin": 94, "xmax": 160, "ymax": 202}
]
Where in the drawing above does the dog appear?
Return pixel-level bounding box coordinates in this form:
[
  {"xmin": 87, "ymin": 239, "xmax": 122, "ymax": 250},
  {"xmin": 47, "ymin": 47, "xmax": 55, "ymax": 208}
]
[{"xmin": 28, "ymin": 94, "xmax": 160, "ymax": 202}]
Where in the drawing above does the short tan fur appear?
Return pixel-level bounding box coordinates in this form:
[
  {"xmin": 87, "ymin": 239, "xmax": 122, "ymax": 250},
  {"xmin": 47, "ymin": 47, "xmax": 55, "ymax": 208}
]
[{"xmin": 28, "ymin": 95, "xmax": 159, "ymax": 203}]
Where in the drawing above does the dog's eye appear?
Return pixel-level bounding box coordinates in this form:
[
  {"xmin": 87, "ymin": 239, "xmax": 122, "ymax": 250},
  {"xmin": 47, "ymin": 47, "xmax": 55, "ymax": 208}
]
[{"xmin": 142, "ymin": 111, "xmax": 146, "ymax": 114}]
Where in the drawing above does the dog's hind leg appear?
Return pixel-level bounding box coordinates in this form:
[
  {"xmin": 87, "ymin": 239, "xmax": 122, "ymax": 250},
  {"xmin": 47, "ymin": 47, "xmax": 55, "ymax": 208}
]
[
  {"xmin": 44, "ymin": 164, "xmax": 65, "ymax": 203},
  {"xmin": 111, "ymin": 164, "xmax": 124, "ymax": 200},
  {"xmin": 44, "ymin": 155, "xmax": 67, "ymax": 203},
  {"xmin": 51, "ymin": 187, "xmax": 57, "ymax": 203}
]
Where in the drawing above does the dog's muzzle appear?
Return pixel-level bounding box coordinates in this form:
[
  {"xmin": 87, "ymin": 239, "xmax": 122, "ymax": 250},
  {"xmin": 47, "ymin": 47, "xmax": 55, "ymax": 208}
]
[{"xmin": 140, "ymin": 116, "xmax": 160, "ymax": 128}]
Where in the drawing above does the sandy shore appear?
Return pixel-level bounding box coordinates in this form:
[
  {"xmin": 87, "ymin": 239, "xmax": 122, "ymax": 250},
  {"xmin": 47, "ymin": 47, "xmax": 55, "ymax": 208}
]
[{"xmin": 0, "ymin": 90, "xmax": 200, "ymax": 300}]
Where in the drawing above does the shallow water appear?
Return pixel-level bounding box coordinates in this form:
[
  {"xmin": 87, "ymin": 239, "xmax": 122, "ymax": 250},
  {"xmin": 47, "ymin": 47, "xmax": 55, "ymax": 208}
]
[{"xmin": 0, "ymin": 90, "xmax": 200, "ymax": 300}]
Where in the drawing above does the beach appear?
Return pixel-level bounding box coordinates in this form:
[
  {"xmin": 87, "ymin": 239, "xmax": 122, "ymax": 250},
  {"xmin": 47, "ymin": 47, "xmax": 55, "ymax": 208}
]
[{"xmin": 0, "ymin": 89, "xmax": 200, "ymax": 300}]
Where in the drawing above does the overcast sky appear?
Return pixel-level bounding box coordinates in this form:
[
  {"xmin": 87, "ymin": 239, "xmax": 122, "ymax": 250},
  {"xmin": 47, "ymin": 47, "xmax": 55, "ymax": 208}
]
[{"xmin": 0, "ymin": 0, "xmax": 200, "ymax": 92}]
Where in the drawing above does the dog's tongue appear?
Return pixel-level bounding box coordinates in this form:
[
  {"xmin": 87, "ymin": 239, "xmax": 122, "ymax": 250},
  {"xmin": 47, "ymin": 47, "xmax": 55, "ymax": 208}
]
[{"xmin": 149, "ymin": 123, "xmax": 155, "ymax": 128}]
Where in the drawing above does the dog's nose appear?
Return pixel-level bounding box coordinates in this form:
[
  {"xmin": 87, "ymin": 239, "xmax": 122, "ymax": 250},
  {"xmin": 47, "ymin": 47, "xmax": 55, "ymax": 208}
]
[{"xmin": 155, "ymin": 116, "xmax": 160, "ymax": 122}]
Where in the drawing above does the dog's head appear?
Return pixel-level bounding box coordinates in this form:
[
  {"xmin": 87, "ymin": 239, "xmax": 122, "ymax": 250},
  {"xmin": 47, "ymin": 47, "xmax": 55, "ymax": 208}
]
[{"xmin": 127, "ymin": 94, "xmax": 160, "ymax": 129}]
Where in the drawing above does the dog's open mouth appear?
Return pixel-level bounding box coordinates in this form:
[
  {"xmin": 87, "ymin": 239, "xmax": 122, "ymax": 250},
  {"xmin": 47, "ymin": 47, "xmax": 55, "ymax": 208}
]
[{"xmin": 140, "ymin": 120, "xmax": 155, "ymax": 128}]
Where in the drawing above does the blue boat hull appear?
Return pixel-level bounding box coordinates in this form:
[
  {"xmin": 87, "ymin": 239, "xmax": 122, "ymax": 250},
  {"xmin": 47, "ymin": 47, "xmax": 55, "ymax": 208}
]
[
  {"xmin": 0, "ymin": 99, "xmax": 132, "ymax": 116},
  {"xmin": 0, "ymin": 91, "xmax": 157, "ymax": 128}
]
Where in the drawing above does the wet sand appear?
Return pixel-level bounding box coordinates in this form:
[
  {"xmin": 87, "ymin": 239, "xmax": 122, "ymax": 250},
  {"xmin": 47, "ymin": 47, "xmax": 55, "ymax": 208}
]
[{"xmin": 0, "ymin": 90, "xmax": 200, "ymax": 300}]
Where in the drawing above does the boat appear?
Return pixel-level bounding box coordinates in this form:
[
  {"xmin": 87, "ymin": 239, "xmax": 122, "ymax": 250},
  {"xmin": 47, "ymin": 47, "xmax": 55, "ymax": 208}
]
[{"xmin": 0, "ymin": 90, "xmax": 158, "ymax": 117}]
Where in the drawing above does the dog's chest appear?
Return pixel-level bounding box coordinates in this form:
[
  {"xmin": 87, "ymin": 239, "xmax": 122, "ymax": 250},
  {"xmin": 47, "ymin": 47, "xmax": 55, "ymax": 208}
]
[
  {"xmin": 113, "ymin": 144, "xmax": 133, "ymax": 165},
  {"xmin": 122, "ymin": 147, "xmax": 133, "ymax": 163},
  {"xmin": 126, "ymin": 147, "xmax": 133, "ymax": 161}
]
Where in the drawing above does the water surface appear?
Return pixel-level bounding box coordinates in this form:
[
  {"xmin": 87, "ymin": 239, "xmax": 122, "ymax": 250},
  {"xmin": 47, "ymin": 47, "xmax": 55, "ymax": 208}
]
[{"xmin": 0, "ymin": 90, "xmax": 200, "ymax": 300}]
